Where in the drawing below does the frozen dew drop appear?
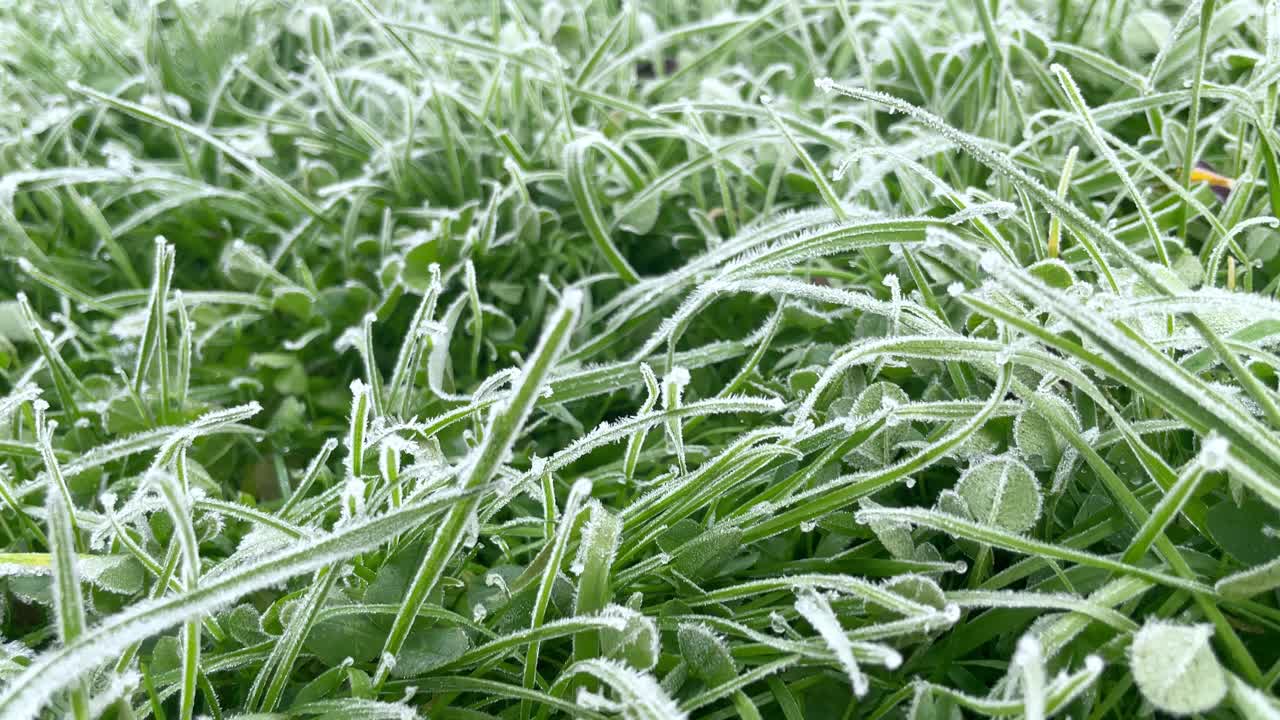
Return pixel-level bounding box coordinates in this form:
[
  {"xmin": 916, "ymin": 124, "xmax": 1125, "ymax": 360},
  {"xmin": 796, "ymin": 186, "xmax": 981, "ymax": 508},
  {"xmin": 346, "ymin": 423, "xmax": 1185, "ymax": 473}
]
[{"xmin": 770, "ymin": 611, "xmax": 790, "ymax": 634}]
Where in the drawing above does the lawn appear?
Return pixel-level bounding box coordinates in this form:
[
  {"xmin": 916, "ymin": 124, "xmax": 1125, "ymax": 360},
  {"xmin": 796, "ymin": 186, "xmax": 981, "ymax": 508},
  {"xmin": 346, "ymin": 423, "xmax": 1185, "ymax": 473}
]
[{"xmin": 1, "ymin": 0, "xmax": 1280, "ymax": 718}]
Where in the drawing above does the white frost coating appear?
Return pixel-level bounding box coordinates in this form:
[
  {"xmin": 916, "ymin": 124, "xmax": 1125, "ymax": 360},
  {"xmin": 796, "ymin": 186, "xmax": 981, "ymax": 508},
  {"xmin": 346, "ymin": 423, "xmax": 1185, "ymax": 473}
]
[
  {"xmin": 565, "ymin": 659, "xmax": 686, "ymax": 719},
  {"xmin": 947, "ymin": 281, "xmax": 965, "ymax": 297},
  {"xmin": 945, "ymin": 201, "xmax": 1016, "ymax": 225},
  {"xmin": 1199, "ymin": 433, "xmax": 1229, "ymax": 472},
  {"xmin": 87, "ymin": 671, "xmax": 140, "ymax": 720},
  {"xmin": 559, "ymin": 287, "xmax": 585, "ymax": 313},
  {"xmin": 942, "ymin": 603, "xmax": 962, "ymax": 623},
  {"xmin": 498, "ymin": 397, "xmax": 783, "ymax": 496},
  {"xmin": 795, "ymin": 588, "xmax": 868, "ymax": 697},
  {"xmin": 665, "ymin": 366, "xmax": 691, "ymax": 389},
  {"xmin": 340, "ymin": 477, "xmax": 366, "ymax": 522},
  {"xmin": 287, "ymin": 698, "xmax": 415, "ymax": 720},
  {"xmin": 979, "ymin": 250, "xmax": 1005, "ymax": 274},
  {"xmin": 769, "ymin": 611, "xmax": 791, "ymax": 635},
  {"xmin": 0, "ymin": 383, "xmax": 40, "ymax": 426},
  {"xmin": 572, "ymin": 503, "xmax": 621, "ymax": 579},
  {"xmin": 948, "ymin": 590, "xmax": 1133, "ymax": 631},
  {"xmin": 528, "ymin": 454, "xmax": 548, "ymax": 478},
  {"xmin": 815, "ymin": 76, "xmax": 836, "ymax": 93},
  {"xmin": 997, "ymin": 264, "xmax": 1280, "ymax": 486},
  {"xmin": 883, "ymin": 274, "xmax": 899, "ymax": 293},
  {"xmin": 0, "ymin": 487, "xmax": 472, "ymax": 720},
  {"xmin": 146, "ymin": 402, "xmax": 263, "ymax": 473},
  {"xmin": 1228, "ymin": 673, "xmax": 1280, "ymax": 720},
  {"xmin": 485, "ymin": 572, "xmax": 510, "ymax": 599},
  {"xmin": 576, "ymin": 688, "xmax": 622, "ymax": 713},
  {"xmin": 877, "ymin": 646, "xmax": 904, "ymax": 670},
  {"xmin": 1130, "ymin": 621, "xmax": 1227, "ymax": 715},
  {"xmin": 345, "ymin": 379, "xmax": 372, "ymax": 480},
  {"xmin": 1014, "ymin": 635, "xmax": 1046, "ymax": 720},
  {"xmin": 460, "ymin": 512, "xmax": 480, "ymax": 550}
]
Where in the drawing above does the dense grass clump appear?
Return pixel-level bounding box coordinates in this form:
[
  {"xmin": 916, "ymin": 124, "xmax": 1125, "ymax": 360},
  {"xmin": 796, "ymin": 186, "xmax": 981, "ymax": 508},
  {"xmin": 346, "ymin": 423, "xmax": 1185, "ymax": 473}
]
[{"xmin": 2, "ymin": 0, "xmax": 1280, "ymax": 717}]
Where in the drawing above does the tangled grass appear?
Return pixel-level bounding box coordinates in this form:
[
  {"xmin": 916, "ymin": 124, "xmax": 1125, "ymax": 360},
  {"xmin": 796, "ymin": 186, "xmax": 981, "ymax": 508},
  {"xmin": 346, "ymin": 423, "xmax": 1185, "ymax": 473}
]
[{"xmin": 1, "ymin": 0, "xmax": 1280, "ymax": 718}]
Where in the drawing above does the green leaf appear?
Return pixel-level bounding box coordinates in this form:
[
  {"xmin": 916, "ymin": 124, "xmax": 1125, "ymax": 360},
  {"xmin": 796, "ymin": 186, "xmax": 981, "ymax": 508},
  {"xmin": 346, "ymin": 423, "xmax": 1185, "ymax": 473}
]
[
  {"xmin": 575, "ymin": 503, "xmax": 621, "ymax": 664},
  {"xmin": 1014, "ymin": 395, "xmax": 1079, "ymax": 472},
  {"xmin": 224, "ymin": 605, "xmax": 269, "ymax": 646},
  {"xmin": 0, "ymin": 554, "xmax": 144, "ymax": 595},
  {"xmin": 1215, "ymin": 556, "xmax": 1280, "ymax": 599},
  {"xmin": 1131, "ymin": 622, "xmax": 1227, "ymax": 715},
  {"xmin": 852, "ymin": 382, "xmax": 911, "ymax": 467},
  {"xmin": 392, "ymin": 626, "xmax": 469, "ymax": 678},
  {"xmin": 859, "ymin": 499, "xmax": 915, "ymax": 559},
  {"xmin": 601, "ymin": 604, "xmax": 660, "ymax": 671},
  {"xmin": 1206, "ymin": 496, "xmax": 1280, "ymax": 565},
  {"xmin": 304, "ymin": 611, "xmax": 385, "ymax": 666},
  {"xmin": 668, "ymin": 524, "xmax": 743, "ymax": 581},
  {"xmin": 677, "ymin": 623, "xmax": 737, "ymax": 686},
  {"xmin": 955, "ymin": 456, "xmax": 1043, "ymax": 533},
  {"xmin": 1026, "ymin": 259, "xmax": 1076, "ymax": 289}
]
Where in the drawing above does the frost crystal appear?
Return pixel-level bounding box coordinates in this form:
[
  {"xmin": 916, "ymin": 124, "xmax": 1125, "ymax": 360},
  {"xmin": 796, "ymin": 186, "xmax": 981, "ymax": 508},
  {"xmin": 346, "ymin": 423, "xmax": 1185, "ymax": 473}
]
[{"xmin": 1199, "ymin": 434, "xmax": 1229, "ymax": 472}]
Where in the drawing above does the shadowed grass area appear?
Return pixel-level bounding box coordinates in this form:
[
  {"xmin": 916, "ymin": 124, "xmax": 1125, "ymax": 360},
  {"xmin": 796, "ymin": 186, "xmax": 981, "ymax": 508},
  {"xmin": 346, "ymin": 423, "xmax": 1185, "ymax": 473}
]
[{"xmin": 1, "ymin": 0, "xmax": 1279, "ymax": 718}]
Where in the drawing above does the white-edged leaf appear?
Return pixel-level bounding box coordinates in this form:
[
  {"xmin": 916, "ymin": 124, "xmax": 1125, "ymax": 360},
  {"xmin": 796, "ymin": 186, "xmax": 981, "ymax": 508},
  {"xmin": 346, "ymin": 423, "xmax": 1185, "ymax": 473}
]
[
  {"xmin": 1131, "ymin": 621, "xmax": 1227, "ymax": 715},
  {"xmin": 795, "ymin": 588, "xmax": 871, "ymax": 697},
  {"xmin": 0, "ymin": 488, "xmax": 472, "ymax": 719},
  {"xmin": 955, "ymin": 456, "xmax": 1042, "ymax": 533},
  {"xmin": 1215, "ymin": 556, "xmax": 1280, "ymax": 599}
]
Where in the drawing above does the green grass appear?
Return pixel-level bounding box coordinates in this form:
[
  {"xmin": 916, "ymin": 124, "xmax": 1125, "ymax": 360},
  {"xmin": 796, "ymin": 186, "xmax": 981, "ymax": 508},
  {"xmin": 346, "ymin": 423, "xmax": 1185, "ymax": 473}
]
[{"xmin": 1, "ymin": 0, "xmax": 1280, "ymax": 718}]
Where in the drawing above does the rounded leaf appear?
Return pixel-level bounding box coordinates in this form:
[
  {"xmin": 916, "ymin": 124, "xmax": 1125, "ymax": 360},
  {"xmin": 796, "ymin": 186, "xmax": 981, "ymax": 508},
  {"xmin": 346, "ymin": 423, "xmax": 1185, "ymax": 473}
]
[
  {"xmin": 1027, "ymin": 259, "xmax": 1076, "ymax": 288},
  {"xmin": 601, "ymin": 608, "xmax": 659, "ymax": 671},
  {"xmin": 936, "ymin": 489, "xmax": 972, "ymax": 519},
  {"xmin": 859, "ymin": 499, "xmax": 914, "ymax": 559},
  {"xmin": 1014, "ymin": 394, "xmax": 1079, "ymax": 471},
  {"xmin": 665, "ymin": 523, "xmax": 742, "ymax": 581},
  {"xmin": 883, "ymin": 574, "xmax": 946, "ymax": 611},
  {"xmin": 853, "ymin": 382, "xmax": 911, "ymax": 466},
  {"xmin": 955, "ymin": 456, "xmax": 1042, "ymax": 533},
  {"xmin": 392, "ymin": 626, "xmax": 469, "ymax": 678},
  {"xmin": 1131, "ymin": 622, "xmax": 1226, "ymax": 715},
  {"xmin": 677, "ymin": 623, "xmax": 736, "ymax": 685}
]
